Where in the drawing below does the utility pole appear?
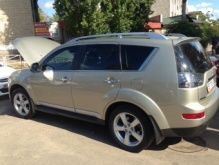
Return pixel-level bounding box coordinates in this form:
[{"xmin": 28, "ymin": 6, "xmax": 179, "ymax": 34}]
[{"xmin": 182, "ymin": 0, "xmax": 187, "ymax": 21}]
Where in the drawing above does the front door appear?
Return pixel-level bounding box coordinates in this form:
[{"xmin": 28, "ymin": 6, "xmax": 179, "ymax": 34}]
[{"xmin": 30, "ymin": 46, "xmax": 81, "ymax": 111}]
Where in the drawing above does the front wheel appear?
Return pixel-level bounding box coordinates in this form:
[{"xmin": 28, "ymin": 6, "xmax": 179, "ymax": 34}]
[
  {"xmin": 109, "ymin": 105, "xmax": 154, "ymax": 152},
  {"xmin": 12, "ymin": 88, "xmax": 35, "ymax": 119}
]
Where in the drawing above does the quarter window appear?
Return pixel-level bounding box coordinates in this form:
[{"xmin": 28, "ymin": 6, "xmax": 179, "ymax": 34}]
[{"xmin": 121, "ymin": 45, "xmax": 155, "ymax": 70}]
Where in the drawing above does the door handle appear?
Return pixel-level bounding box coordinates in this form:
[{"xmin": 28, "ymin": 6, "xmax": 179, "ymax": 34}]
[
  {"xmin": 60, "ymin": 77, "xmax": 68, "ymax": 82},
  {"xmin": 104, "ymin": 78, "xmax": 119, "ymax": 84}
]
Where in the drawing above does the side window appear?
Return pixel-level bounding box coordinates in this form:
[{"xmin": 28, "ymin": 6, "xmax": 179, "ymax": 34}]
[
  {"xmin": 79, "ymin": 44, "xmax": 118, "ymax": 70},
  {"xmin": 43, "ymin": 46, "xmax": 80, "ymax": 70},
  {"xmin": 121, "ymin": 45, "xmax": 155, "ymax": 70}
]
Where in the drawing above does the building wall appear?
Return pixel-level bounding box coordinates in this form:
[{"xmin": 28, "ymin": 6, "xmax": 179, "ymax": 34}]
[
  {"xmin": 0, "ymin": 0, "xmax": 34, "ymax": 54},
  {"xmin": 151, "ymin": 0, "xmax": 182, "ymax": 18}
]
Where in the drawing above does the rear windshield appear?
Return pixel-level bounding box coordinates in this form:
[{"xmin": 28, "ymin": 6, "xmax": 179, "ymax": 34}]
[{"xmin": 175, "ymin": 41, "xmax": 212, "ymax": 73}]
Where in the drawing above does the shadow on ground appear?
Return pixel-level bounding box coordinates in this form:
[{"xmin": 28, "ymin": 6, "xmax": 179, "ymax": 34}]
[{"xmin": 1, "ymin": 95, "xmax": 219, "ymax": 152}]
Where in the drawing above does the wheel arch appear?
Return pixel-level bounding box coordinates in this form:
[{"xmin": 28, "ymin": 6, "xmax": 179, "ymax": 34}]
[
  {"xmin": 10, "ymin": 84, "xmax": 27, "ymax": 98},
  {"xmin": 104, "ymin": 101, "xmax": 165, "ymax": 145},
  {"xmin": 10, "ymin": 83, "xmax": 36, "ymax": 104}
]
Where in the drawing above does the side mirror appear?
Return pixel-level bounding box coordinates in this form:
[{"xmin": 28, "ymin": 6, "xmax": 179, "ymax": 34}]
[{"xmin": 30, "ymin": 63, "xmax": 40, "ymax": 72}]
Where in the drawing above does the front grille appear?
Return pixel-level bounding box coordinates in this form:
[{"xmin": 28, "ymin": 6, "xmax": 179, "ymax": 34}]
[
  {"xmin": 0, "ymin": 88, "xmax": 8, "ymax": 93},
  {"xmin": 0, "ymin": 78, "xmax": 8, "ymax": 83}
]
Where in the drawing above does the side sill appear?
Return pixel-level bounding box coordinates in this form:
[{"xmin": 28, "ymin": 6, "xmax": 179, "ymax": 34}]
[{"xmin": 35, "ymin": 105, "xmax": 105, "ymax": 125}]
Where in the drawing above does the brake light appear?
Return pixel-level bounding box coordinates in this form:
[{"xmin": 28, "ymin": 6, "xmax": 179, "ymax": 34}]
[
  {"xmin": 178, "ymin": 73, "xmax": 204, "ymax": 88},
  {"xmin": 182, "ymin": 112, "xmax": 205, "ymax": 120},
  {"xmin": 211, "ymin": 62, "xmax": 219, "ymax": 74}
]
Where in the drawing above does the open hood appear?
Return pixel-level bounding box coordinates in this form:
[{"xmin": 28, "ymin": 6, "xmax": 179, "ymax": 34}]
[{"xmin": 13, "ymin": 37, "xmax": 60, "ymax": 66}]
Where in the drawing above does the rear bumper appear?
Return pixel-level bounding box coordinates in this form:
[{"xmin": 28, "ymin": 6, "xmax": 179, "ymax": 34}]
[
  {"xmin": 162, "ymin": 121, "xmax": 209, "ymax": 137},
  {"xmin": 160, "ymin": 88, "xmax": 219, "ymax": 137}
]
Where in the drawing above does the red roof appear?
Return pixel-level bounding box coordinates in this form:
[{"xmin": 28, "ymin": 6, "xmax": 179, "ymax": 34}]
[{"xmin": 148, "ymin": 22, "xmax": 162, "ymax": 29}]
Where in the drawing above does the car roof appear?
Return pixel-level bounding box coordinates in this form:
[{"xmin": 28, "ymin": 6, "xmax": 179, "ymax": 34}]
[{"xmin": 64, "ymin": 32, "xmax": 200, "ymax": 47}]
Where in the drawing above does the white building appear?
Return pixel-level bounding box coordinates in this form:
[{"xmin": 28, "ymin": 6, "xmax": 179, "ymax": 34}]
[{"xmin": 151, "ymin": 0, "xmax": 185, "ymax": 18}]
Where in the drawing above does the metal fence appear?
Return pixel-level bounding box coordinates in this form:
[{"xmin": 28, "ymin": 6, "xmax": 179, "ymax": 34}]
[{"xmin": 0, "ymin": 54, "xmax": 28, "ymax": 70}]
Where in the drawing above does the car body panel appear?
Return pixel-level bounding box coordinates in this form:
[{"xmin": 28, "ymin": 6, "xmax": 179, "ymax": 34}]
[
  {"xmin": 72, "ymin": 71, "xmax": 121, "ymax": 117},
  {"xmin": 29, "ymin": 70, "xmax": 74, "ymax": 110}
]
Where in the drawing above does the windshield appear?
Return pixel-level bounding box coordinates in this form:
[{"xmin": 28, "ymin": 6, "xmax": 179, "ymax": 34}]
[{"xmin": 175, "ymin": 41, "xmax": 212, "ymax": 73}]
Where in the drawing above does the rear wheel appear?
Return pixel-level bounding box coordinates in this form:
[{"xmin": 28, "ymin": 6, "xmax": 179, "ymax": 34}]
[
  {"xmin": 12, "ymin": 88, "xmax": 35, "ymax": 119},
  {"xmin": 109, "ymin": 104, "xmax": 154, "ymax": 152}
]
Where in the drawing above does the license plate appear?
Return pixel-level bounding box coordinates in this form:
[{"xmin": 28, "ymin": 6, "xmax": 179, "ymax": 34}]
[{"xmin": 207, "ymin": 79, "xmax": 215, "ymax": 93}]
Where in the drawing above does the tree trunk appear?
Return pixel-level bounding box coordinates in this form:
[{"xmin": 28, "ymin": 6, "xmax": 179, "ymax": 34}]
[{"xmin": 182, "ymin": 0, "xmax": 187, "ymax": 21}]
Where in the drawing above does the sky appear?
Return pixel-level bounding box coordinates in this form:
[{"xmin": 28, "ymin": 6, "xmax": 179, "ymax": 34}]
[{"xmin": 38, "ymin": 0, "xmax": 219, "ymax": 19}]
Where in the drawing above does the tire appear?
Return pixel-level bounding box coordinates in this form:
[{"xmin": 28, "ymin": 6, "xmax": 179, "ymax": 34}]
[
  {"xmin": 12, "ymin": 88, "xmax": 35, "ymax": 119},
  {"xmin": 108, "ymin": 104, "xmax": 154, "ymax": 153}
]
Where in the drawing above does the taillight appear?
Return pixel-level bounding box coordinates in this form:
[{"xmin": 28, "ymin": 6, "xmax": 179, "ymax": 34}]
[
  {"xmin": 211, "ymin": 61, "xmax": 219, "ymax": 75},
  {"xmin": 178, "ymin": 72, "xmax": 204, "ymax": 88},
  {"xmin": 182, "ymin": 112, "xmax": 205, "ymax": 120}
]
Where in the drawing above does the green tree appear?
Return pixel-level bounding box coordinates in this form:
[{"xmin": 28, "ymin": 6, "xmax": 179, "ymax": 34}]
[
  {"xmin": 54, "ymin": 0, "xmax": 110, "ymax": 38},
  {"xmin": 54, "ymin": 0, "xmax": 155, "ymax": 38},
  {"xmin": 166, "ymin": 20, "xmax": 207, "ymax": 47},
  {"xmin": 51, "ymin": 13, "xmax": 60, "ymax": 22},
  {"xmin": 38, "ymin": 7, "xmax": 53, "ymax": 22},
  {"xmin": 166, "ymin": 12, "xmax": 219, "ymax": 48}
]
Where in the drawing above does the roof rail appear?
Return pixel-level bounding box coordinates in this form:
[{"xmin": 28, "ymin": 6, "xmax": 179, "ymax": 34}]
[{"xmin": 66, "ymin": 32, "xmax": 168, "ymax": 44}]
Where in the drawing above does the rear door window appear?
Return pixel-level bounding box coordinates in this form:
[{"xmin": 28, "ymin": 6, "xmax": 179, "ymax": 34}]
[
  {"xmin": 79, "ymin": 44, "xmax": 119, "ymax": 70},
  {"xmin": 121, "ymin": 45, "xmax": 155, "ymax": 70}
]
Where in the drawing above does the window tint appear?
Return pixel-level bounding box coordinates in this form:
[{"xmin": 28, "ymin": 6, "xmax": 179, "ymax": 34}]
[
  {"xmin": 79, "ymin": 44, "xmax": 118, "ymax": 70},
  {"xmin": 121, "ymin": 45, "xmax": 155, "ymax": 70},
  {"xmin": 175, "ymin": 42, "xmax": 212, "ymax": 73},
  {"xmin": 43, "ymin": 46, "xmax": 80, "ymax": 70}
]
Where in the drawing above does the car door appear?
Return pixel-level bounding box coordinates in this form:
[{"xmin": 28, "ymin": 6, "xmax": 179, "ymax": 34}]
[
  {"xmin": 72, "ymin": 43, "xmax": 121, "ymax": 118},
  {"xmin": 29, "ymin": 46, "xmax": 81, "ymax": 111}
]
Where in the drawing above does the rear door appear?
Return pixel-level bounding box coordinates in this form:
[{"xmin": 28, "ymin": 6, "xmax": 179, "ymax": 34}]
[{"xmin": 71, "ymin": 43, "xmax": 121, "ymax": 118}]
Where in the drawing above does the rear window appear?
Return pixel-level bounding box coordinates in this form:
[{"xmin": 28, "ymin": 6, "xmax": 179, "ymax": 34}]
[
  {"xmin": 175, "ymin": 41, "xmax": 212, "ymax": 73},
  {"xmin": 121, "ymin": 45, "xmax": 155, "ymax": 70}
]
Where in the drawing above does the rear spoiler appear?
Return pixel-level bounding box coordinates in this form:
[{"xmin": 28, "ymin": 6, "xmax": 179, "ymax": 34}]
[{"xmin": 172, "ymin": 37, "xmax": 201, "ymax": 46}]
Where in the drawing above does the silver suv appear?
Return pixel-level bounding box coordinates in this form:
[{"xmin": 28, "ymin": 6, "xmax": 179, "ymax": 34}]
[{"xmin": 9, "ymin": 33, "xmax": 219, "ymax": 152}]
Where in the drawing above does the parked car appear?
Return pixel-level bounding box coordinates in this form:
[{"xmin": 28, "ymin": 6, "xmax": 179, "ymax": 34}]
[
  {"xmin": 210, "ymin": 56, "xmax": 219, "ymax": 86},
  {"xmin": 9, "ymin": 33, "xmax": 219, "ymax": 152},
  {"xmin": 0, "ymin": 63, "xmax": 15, "ymax": 96}
]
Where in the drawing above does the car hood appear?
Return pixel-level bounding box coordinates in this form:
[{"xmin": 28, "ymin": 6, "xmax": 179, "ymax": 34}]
[{"xmin": 13, "ymin": 37, "xmax": 60, "ymax": 66}]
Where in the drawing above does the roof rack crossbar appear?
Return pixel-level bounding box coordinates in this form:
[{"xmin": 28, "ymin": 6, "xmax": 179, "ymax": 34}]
[{"xmin": 67, "ymin": 32, "xmax": 168, "ymax": 44}]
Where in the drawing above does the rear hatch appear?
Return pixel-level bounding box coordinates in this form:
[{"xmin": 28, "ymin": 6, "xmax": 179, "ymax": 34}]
[{"xmin": 174, "ymin": 39, "xmax": 215, "ymax": 102}]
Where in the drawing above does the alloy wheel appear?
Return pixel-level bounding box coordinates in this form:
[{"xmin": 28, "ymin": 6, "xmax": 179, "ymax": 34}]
[
  {"xmin": 13, "ymin": 93, "xmax": 30, "ymax": 116},
  {"xmin": 113, "ymin": 112, "xmax": 144, "ymax": 147}
]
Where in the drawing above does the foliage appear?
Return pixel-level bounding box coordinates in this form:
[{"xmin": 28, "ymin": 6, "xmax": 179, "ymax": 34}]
[
  {"xmin": 54, "ymin": 0, "xmax": 155, "ymax": 38},
  {"xmin": 38, "ymin": 7, "xmax": 53, "ymax": 22},
  {"xmin": 166, "ymin": 21, "xmax": 202, "ymax": 37},
  {"xmin": 51, "ymin": 13, "xmax": 61, "ymax": 22},
  {"xmin": 166, "ymin": 12, "xmax": 219, "ymax": 49}
]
